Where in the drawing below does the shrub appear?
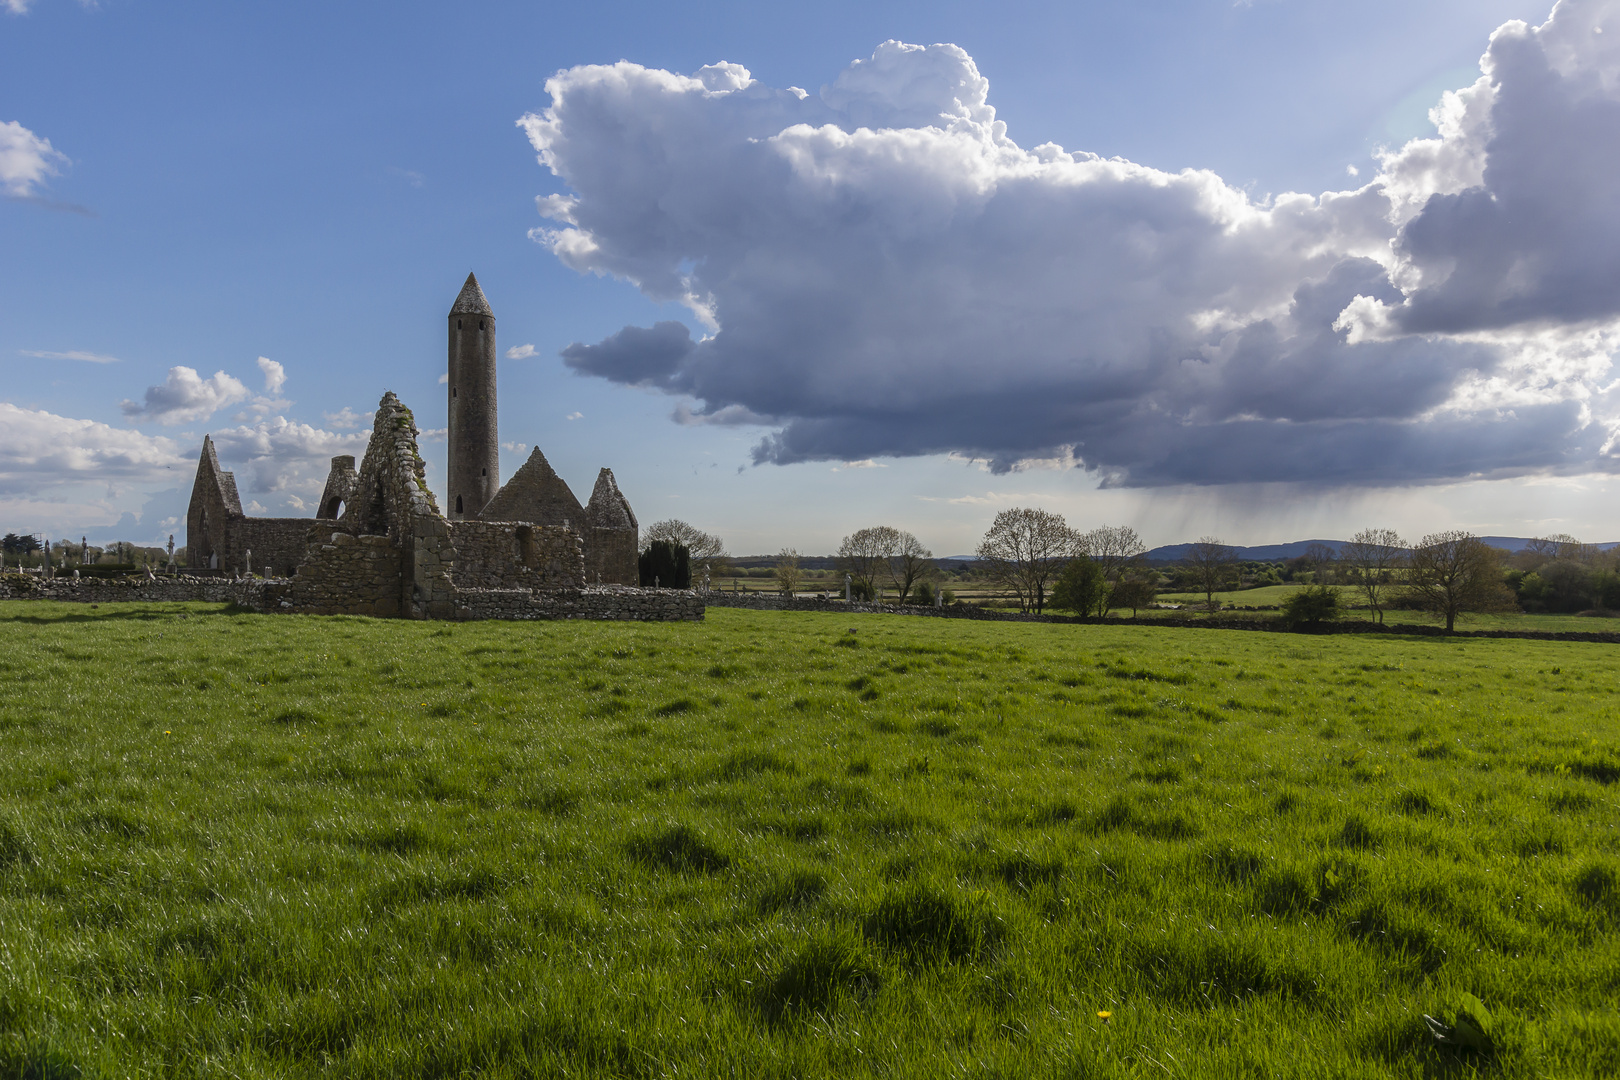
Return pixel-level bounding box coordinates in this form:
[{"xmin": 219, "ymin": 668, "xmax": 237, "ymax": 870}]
[
  {"xmin": 1050, "ymin": 556, "xmax": 1106, "ymax": 616},
  {"xmin": 1282, "ymin": 583, "xmax": 1341, "ymax": 626}
]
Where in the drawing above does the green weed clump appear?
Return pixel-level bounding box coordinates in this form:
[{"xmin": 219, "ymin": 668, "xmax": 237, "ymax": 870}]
[{"xmin": 1, "ymin": 600, "xmax": 1618, "ymax": 1077}]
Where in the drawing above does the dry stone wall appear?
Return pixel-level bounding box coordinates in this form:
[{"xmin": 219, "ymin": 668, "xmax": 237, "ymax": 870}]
[
  {"xmin": 0, "ymin": 573, "xmax": 267, "ymax": 607},
  {"xmin": 458, "ymin": 585, "xmax": 702, "ymax": 621}
]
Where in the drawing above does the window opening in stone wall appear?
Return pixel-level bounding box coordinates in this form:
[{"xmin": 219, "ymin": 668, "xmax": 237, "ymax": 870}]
[
  {"xmin": 482, "ymin": 468, "xmax": 487, "ymax": 476},
  {"xmin": 456, "ymin": 495, "xmax": 463, "ymax": 514},
  {"xmin": 453, "ymin": 388, "xmax": 457, "ymax": 397},
  {"xmin": 457, "ymin": 320, "xmax": 462, "ymax": 330}
]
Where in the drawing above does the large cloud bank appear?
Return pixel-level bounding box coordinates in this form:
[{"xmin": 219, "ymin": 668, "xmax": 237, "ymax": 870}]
[{"xmin": 522, "ymin": 0, "xmax": 1620, "ymax": 485}]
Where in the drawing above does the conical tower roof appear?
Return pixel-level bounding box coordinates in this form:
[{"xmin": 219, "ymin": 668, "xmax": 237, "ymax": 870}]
[{"xmin": 450, "ymin": 272, "xmax": 493, "ymax": 317}]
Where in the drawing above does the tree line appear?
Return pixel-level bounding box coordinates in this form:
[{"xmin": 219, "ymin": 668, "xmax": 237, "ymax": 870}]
[{"xmin": 625, "ymin": 513, "xmax": 1615, "ymax": 631}]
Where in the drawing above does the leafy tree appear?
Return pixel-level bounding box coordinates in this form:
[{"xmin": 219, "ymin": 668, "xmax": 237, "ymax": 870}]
[
  {"xmin": 1404, "ymin": 531, "xmax": 1516, "ymax": 632},
  {"xmin": 1185, "ymin": 537, "xmax": 1237, "ymax": 609},
  {"xmin": 1282, "ymin": 583, "xmax": 1341, "ymax": 626},
  {"xmin": 643, "ymin": 520, "xmax": 727, "ymax": 573},
  {"xmin": 1050, "ymin": 556, "xmax": 1106, "ymax": 616},
  {"xmin": 976, "ymin": 508, "xmax": 1075, "ymax": 613},
  {"xmin": 1108, "ymin": 578, "xmax": 1157, "ymax": 617},
  {"xmin": 1341, "ymin": 528, "xmax": 1406, "ymax": 624},
  {"xmin": 2, "ymin": 533, "xmax": 40, "ymax": 556},
  {"xmin": 886, "ymin": 530, "xmax": 935, "ymax": 603},
  {"xmin": 773, "ymin": 549, "xmax": 803, "ymax": 596},
  {"xmin": 837, "ymin": 526, "xmax": 900, "ymax": 599},
  {"xmin": 638, "ymin": 540, "xmax": 691, "ymax": 588}
]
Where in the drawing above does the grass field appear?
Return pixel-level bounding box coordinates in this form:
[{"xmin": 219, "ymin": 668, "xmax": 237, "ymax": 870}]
[{"xmin": 2, "ymin": 601, "xmax": 1618, "ymax": 1078}]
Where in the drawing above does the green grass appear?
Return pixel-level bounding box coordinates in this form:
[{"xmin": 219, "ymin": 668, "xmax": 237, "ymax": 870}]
[{"xmin": 2, "ymin": 600, "xmax": 1619, "ymax": 1078}]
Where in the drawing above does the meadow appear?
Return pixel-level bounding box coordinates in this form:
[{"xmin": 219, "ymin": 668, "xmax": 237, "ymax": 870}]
[{"xmin": 1, "ymin": 601, "xmax": 1617, "ymax": 1078}]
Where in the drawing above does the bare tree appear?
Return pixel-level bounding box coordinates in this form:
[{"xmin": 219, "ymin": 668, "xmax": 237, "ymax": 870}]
[
  {"xmin": 1341, "ymin": 528, "xmax": 1406, "ymax": 624},
  {"xmin": 1186, "ymin": 537, "xmax": 1237, "ymax": 609},
  {"xmin": 837, "ymin": 526, "xmax": 900, "ymax": 599},
  {"xmin": 643, "ymin": 519, "xmax": 727, "ymax": 568},
  {"xmin": 976, "ymin": 508, "xmax": 1075, "ymax": 613},
  {"xmin": 886, "ymin": 530, "xmax": 934, "ymax": 603},
  {"xmin": 1520, "ymin": 533, "xmax": 1604, "ymax": 570},
  {"xmin": 773, "ymin": 549, "xmax": 803, "ymax": 596},
  {"xmin": 1078, "ymin": 524, "xmax": 1148, "ymax": 615},
  {"xmin": 1405, "ymin": 530, "xmax": 1517, "ymax": 632}
]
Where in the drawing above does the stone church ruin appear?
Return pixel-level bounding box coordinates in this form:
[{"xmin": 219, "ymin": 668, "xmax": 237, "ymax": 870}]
[{"xmin": 181, "ymin": 274, "xmax": 697, "ymax": 621}]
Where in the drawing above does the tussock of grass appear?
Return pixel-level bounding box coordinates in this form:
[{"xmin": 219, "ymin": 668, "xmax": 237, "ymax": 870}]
[{"xmin": 2, "ymin": 601, "xmax": 1619, "ymax": 1077}]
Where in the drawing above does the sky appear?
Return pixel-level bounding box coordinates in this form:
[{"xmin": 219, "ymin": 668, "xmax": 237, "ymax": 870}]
[{"xmin": 5, "ymin": 0, "xmax": 1619, "ymax": 556}]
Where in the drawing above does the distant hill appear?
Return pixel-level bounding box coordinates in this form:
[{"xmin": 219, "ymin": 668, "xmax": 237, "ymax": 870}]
[
  {"xmin": 936, "ymin": 536, "xmax": 1620, "ymax": 566},
  {"xmin": 1145, "ymin": 536, "xmax": 1620, "ymax": 563}
]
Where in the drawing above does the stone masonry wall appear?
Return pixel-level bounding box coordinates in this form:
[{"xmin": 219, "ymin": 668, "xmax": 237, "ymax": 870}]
[
  {"xmin": 0, "ymin": 573, "xmax": 266, "ymax": 607},
  {"xmin": 447, "ymin": 520, "xmax": 584, "ymax": 590},
  {"xmin": 279, "ymin": 530, "xmax": 404, "ymax": 616},
  {"xmin": 457, "ymin": 584, "xmax": 702, "ymax": 622},
  {"xmin": 337, "ymin": 393, "xmax": 457, "ymax": 619},
  {"xmin": 230, "ymin": 517, "xmax": 318, "ymax": 578},
  {"xmin": 584, "ymin": 526, "xmax": 638, "ymax": 586}
]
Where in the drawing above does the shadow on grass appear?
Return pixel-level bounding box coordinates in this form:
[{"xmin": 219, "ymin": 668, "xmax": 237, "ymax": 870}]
[{"xmin": 626, "ymin": 824, "xmax": 731, "ymax": 874}]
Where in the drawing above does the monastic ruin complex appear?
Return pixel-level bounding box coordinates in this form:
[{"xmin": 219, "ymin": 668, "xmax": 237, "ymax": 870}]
[{"xmin": 179, "ymin": 274, "xmax": 695, "ymax": 621}]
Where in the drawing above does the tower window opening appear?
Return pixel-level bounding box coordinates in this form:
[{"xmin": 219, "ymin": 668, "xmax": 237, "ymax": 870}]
[
  {"xmin": 482, "ymin": 468, "xmax": 487, "ymax": 476},
  {"xmin": 480, "ymin": 320, "xmax": 485, "ymax": 331},
  {"xmin": 456, "ymin": 495, "xmax": 463, "ymax": 514},
  {"xmin": 453, "ymin": 387, "xmax": 457, "ymax": 398},
  {"xmin": 457, "ymin": 319, "xmax": 462, "ymax": 330}
]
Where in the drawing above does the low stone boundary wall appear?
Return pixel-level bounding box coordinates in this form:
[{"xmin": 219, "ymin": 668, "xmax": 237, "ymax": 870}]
[
  {"xmin": 0, "ymin": 574, "xmax": 265, "ymax": 607},
  {"xmin": 701, "ymin": 591, "xmax": 1620, "ymax": 643},
  {"xmin": 458, "ymin": 585, "xmax": 703, "ymax": 622}
]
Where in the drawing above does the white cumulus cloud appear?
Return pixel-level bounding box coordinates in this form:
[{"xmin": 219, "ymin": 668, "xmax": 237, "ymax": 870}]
[
  {"xmin": 0, "ymin": 403, "xmax": 186, "ymax": 494},
  {"xmin": 522, "ymin": 1, "xmax": 1620, "ymax": 487},
  {"xmin": 505, "ymin": 344, "xmax": 538, "ymax": 359},
  {"xmin": 0, "ymin": 120, "xmax": 68, "ymax": 197},
  {"xmin": 256, "ymin": 357, "xmax": 286, "ymax": 394},
  {"xmin": 322, "ymin": 406, "xmax": 372, "ymax": 430},
  {"xmin": 122, "ymin": 367, "xmax": 250, "ymax": 425},
  {"xmin": 208, "ymin": 416, "xmax": 368, "ymax": 495}
]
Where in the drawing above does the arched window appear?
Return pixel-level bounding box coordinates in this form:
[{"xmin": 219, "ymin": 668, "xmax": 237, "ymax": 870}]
[{"xmin": 456, "ymin": 495, "xmax": 463, "ymax": 514}]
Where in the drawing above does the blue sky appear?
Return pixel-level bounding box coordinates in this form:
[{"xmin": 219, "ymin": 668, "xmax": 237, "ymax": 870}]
[{"xmin": 7, "ymin": 0, "xmax": 1618, "ymax": 555}]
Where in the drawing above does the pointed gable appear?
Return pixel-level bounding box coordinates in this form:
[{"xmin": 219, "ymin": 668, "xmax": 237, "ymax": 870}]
[
  {"xmin": 586, "ymin": 468, "xmax": 637, "ymax": 531},
  {"xmin": 477, "ymin": 447, "xmax": 583, "ymax": 526},
  {"xmin": 194, "ymin": 435, "xmax": 243, "ymax": 515}
]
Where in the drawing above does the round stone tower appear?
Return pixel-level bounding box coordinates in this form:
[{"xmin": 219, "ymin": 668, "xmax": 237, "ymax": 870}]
[{"xmin": 447, "ymin": 272, "xmax": 498, "ymax": 519}]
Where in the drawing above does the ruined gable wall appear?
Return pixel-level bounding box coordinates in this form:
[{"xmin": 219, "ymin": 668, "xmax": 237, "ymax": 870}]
[
  {"xmin": 448, "ymin": 520, "xmax": 584, "ymax": 590},
  {"xmin": 335, "ymin": 393, "xmax": 457, "ymax": 618}
]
